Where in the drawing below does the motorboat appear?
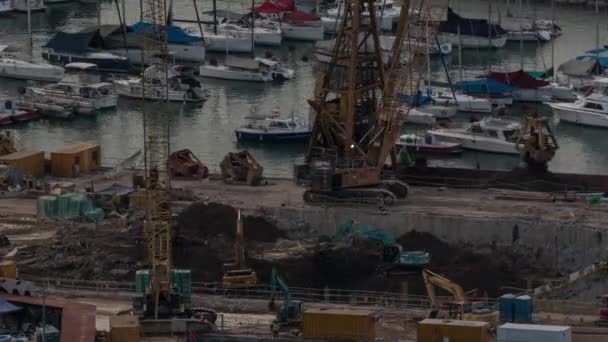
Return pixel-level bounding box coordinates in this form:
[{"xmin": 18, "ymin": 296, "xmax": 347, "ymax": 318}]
[
  {"xmin": 0, "ymin": 99, "xmax": 38, "ymax": 123},
  {"xmin": 113, "ymin": 64, "xmax": 209, "ymax": 102},
  {"xmin": 0, "ymin": 45, "xmax": 64, "ymax": 82},
  {"xmin": 12, "ymin": 0, "xmax": 45, "ymax": 12},
  {"xmin": 280, "ymin": 12, "xmax": 324, "ymax": 41},
  {"xmin": 506, "ymin": 30, "xmax": 552, "ymax": 42},
  {"xmin": 396, "ymin": 133, "xmax": 463, "ymax": 154},
  {"xmin": 431, "ymin": 90, "xmax": 493, "ymax": 113},
  {"xmin": 235, "ymin": 113, "xmax": 311, "ymax": 142},
  {"xmin": 42, "ymin": 30, "xmax": 132, "ymax": 73},
  {"xmin": 0, "ymin": 0, "xmax": 12, "ymax": 14},
  {"xmin": 502, "ymin": 17, "xmax": 552, "ymax": 42},
  {"xmin": 16, "ymin": 94, "xmax": 77, "ymax": 118},
  {"xmin": 399, "ymin": 104, "xmax": 458, "ymax": 125},
  {"xmin": 547, "ymin": 90, "xmax": 608, "ymax": 128},
  {"xmin": 27, "ymin": 62, "xmax": 117, "ymax": 112},
  {"xmin": 199, "ymin": 56, "xmax": 294, "ymax": 82},
  {"xmin": 437, "ymin": 8, "xmax": 508, "ymax": 49},
  {"xmin": 428, "ymin": 116, "xmax": 522, "ymax": 154}
]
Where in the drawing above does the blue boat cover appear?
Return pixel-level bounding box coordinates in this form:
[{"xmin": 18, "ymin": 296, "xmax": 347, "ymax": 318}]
[
  {"xmin": 399, "ymin": 90, "xmax": 432, "ymax": 106},
  {"xmin": 130, "ymin": 22, "xmax": 201, "ymax": 44},
  {"xmin": 456, "ymin": 78, "xmax": 513, "ymax": 94},
  {"xmin": 439, "ymin": 7, "xmax": 506, "ymax": 39},
  {"xmin": 585, "ymin": 48, "xmax": 608, "ymax": 55},
  {"xmin": 44, "ymin": 30, "xmax": 104, "ymax": 53},
  {"xmin": 0, "ymin": 300, "xmax": 21, "ymax": 315}
]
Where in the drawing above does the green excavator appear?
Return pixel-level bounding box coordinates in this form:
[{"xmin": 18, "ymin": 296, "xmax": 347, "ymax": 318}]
[{"xmin": 268, "ymin": 267, "xmax": 303, "ymax": 335}]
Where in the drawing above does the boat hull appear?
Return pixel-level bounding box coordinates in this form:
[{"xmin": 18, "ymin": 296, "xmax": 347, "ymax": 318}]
[
  {"xmin": 109, "ymin": 43, "xmax": 206, "ymax": 63},
  {"xmin": 199, "ymin": 65, "xmax": 271, "ymax": 82},
  {"xmin": 550, "ymin": 104, "xmax": 608, "ymax": 128},
  {"xmin": 113, "ymin": 80, "xmax": 208, "ymax": 102},
  {"xmin": 235, "ymin": 130, "xmax": 311, "ymax": 141},
  {"xmin": 429, "ymin": 130, "xmax": 519, "ymax": 154},
  {"xmin": 42, "ymin": 51, "xmax": 132, "ymax": 73},
  {"xmin": 0, "ymin": 59, "xmax": 64, "ymax": 82},
  {"xmin": 281, "ymin": 23, "xmax": 324, "ymax": 41},
  {"xmin": 205, "ymin": 37, "xmax": 253, "ymax": 53},
  {"xmin": 437, "ymin": 32, "xmax": 508, "ymax": 49}
]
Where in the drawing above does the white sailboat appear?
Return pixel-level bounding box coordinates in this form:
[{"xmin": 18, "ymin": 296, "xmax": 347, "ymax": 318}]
[
  {"xmin": 216, "ymin": 21, "xmax": 282, "ymax": 46},
  {"xmin": 199, "ymin": 56, "xmax": 293, "ymax": 82},
  {"xmin": 0, "ymin": 46, "xmax": 64, "ymax": 82}
]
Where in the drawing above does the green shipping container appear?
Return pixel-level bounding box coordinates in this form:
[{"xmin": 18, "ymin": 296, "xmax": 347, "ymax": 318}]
[{"xmin": 136, "ymin": 270, "xmax": 151, "ymax": 294}]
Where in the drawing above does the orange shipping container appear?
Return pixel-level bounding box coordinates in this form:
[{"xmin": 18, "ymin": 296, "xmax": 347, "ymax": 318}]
[
  {"xmin": 110, "ymin": 315, "xmax": 140, "ymax": 342},
  {"xmin": 0, "ymin": 150, "xmax": 45, "ymax": 177},
  {"xmin": 303, "ymin": 308, "xmax": 377, "ymax": 341},
  {"xmin": 417, "ymin": 319, "xmax": 492, "ymax": 342},
  {"xmin": 51, "ymin": 143, "xmax": 101, "ymax": 177}
]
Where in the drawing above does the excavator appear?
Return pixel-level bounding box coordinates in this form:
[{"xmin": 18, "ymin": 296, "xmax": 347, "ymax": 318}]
[
  {"xmin": 269, "ymin": 267, "xmax": 303, "ymax": 334},
  {"xmin": 222, "ymin": 209, "xmax": 257, "ymax": 289},
  {"xmin": 422, "ymin": 269, "xmax": 498, "ymax": 326},
  {"xmin": 295, "ymin": 0, "xmax": 412, "ymax": 205},
  {"xmin": 516, "ymin": 113, "xmax": 559, "ymax": 174}
]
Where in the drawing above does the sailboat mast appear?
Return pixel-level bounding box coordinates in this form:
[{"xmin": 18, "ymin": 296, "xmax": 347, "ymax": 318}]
[
  {"xmin": 425, "ymin": 16, "xmax": 431, "ymax": 91},
  {"xmin": 551, "ymin": 0, "xmax": 555, "ymax": 81},
  {"xmin": 251, "ymin": 0, "xmax": 255, "ymax": 58},
  {"xmin": 122, "ymin": 0, "xmax": 126, "ymax": 24},
  {"xmin": 595, "ymin": 0, "xmax": 600, "ymax": 63},
  {"xmin": 488, "ymin": 0, "xmax": 492, "ymax": 71},
  {"xmin": 97, "ymin": 0, "xmax": 101, "ymax": 28},
  {"xmin": 27, "ymin": 0, "xmax": 32, "ymax": 62},
  {"xmin": 458, "ymin": 24, "xmax": 463, "ymax": 81},
  {"xmin": 519, "ymin": 0, "xmax": 523, "ymax": 70},
  {"xmin": 213, "ymin": 0, "xmax": 217, "ymax": 35}
]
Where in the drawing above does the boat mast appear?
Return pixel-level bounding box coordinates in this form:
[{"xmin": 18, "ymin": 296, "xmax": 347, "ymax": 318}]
[
  {"xmin": 488, "ymin": 0, "xmax": 492, "ymax": 71},
  {"xmin": 425, "ymin": 16, "xmax": 431, "ymax": 92},
  {"xmin": 551, "ymin": 0, "xmax": 555, "ymax": 81},
  {"xmin": 192, "ymin": 0, "xmax": 205, "ymax": 42},
  {"xmin": 27, "ymin": 0, "xmax": 32, "ymax": 63},
  {"xmin": 251, "ymin": 0, "xmax": 255, "ymax": 58},
  {"xmin": 458, "ymin": 24, "xmax": 463, "ymax": 81},
  {"xmin": 122, "ymin": 0, "xmax": 126, "ymax": 25},
  {"xmin": 519, "ymin": 0, "xmax": 523, "ymax": 70},
  {"xmin": 213, "ymin": 0, "xmax": 217, "ymax": 35},
  {"xmin": 595, "ymin": 0, "xmax": 599, "ymax": 69},
  {"xmin": 97, "ymin": 0, "xmax": 101, "ymax": 29}
]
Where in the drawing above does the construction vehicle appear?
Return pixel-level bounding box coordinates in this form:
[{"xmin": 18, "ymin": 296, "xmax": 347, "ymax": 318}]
[
  {"xmin": 517, "ymin": 113, "xmax": 559, "ymax": 173},
  {"xmin": 131, "ymin": 0, "xmax": 215, "ymax": 327},
  {"xmin": 169, "ymin": 149, "xmax": 209, "ymax": 179},
  {"xmin": 220, "ymin": 150, "xmax": 264, "ymax": 186},
  {"xmin": 269, "ymin": 267, "xmax": 304, "ymax": 334},
  {"xmin": 222, "ymin": 209, "xmax": 257, "ymax": 289},
  {"xmin": 295, "ymin": 0, "xmax": 413, "ymax": 205},
  {"xmin": 422, "ymin": 269, "xmax": 498, "ymax": 326}
]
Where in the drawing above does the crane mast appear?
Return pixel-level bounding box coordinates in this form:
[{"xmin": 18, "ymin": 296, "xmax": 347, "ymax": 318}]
[
  {"xmin": 301, "ymin": 0, "xmax": 411, "ymax": 205},
  {"xmin": 137, "ymin": 0, "xmax": 175, "ymax": 319}
]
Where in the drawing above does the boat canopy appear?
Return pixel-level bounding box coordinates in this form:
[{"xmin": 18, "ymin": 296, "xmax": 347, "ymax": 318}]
[
  {"xmin": 485, "ymin": 70, "xmax": 549, "ymax": 89},
  {"xmin": 130, "ymin": 22, "xmax": 202, "ymax": 44},
  {"xmin": 456, "ymin": 78, "xmax": 513, "ymax": 94},
  {"xmin": 558, "ymin": 58, "xmax": 604, "ymax": 77},
  {"xmin": 527, "ymin": 67, "xmax": 554, "ymax": 80},
  {"xmin": 225, "ymin": 56, "xmax": 260, "ymax": 71},
  {"xmin": 44, "ymin": 30, "xmax": 105, "ymax": 53},
  {"xmin": 438, "ymin": 7, "xmax": 506, "ymax": 38},
  {"xmin": 255, "ymin": 0, "xmax": 294, "ymax": 13},
  {"xmin": 284, "ymin": 10, "xmax": 320, "ymax": 22}
]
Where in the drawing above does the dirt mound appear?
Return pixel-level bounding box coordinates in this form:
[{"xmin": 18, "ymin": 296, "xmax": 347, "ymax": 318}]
[
  {"xmin": 398, "ymin": 231, "xmax": 529, "ymax": 297},
  {"xmin": 176, "ymin": 202, "xmax": 286, "ymax": 242}
]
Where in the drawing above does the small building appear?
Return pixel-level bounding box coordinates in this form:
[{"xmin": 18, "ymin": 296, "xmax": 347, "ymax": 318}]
[
  {"xmin": 51, "ymin": 144, "xmax": 101, "ymax": 178},
  {"xmin": 0, "ymin": 150, "xmax": 45, "ymax": 177}
]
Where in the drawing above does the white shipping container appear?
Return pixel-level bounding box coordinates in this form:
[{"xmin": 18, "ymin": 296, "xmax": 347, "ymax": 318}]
[{"xmin": 498, "ymin": 323, "xmax": 571, "ymax": 342}]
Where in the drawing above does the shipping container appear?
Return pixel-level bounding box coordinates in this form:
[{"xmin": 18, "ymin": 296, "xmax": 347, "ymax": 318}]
[
  {"xmin": 417, "ymin": 319, "xmax": 492, "ymax": 342},
  {"xmin": 110, "ymin": 315, "xmax": 140, "ymax": 342},
  {"xmin": 172, "ymin": 269, "xmax": 192, "ymax": 305},
  {"xmin": 499, "ymin": 294, "xmax": 516, "ymax": 322},
  {"xmin": 51, "ymin": 143, "xmax": 101, "ymax": 177},
  {"xmin": 0, "ymin": 260, "xmax": 17, "ymax": 279},
  {"xmin": 135, "ymin": 270, "xmax": 150, "ymax": 294},
  {"xmin": 573, "ymin": 327, "xmax": 608, "ymax": 342},
  {"xmin": 498, "ymin": 323, "xmax": 571, "ymax": 342},
  {"xmin": 513, "ymin": 295, "xmax": 533, "ymax": 323},
  {"xmin": 303, "ymin": 308, "xmax": 377, "ymax": 341},
  {"xmin": 0, "ymin": 150, "xmax": 44, "ymax": 177}
]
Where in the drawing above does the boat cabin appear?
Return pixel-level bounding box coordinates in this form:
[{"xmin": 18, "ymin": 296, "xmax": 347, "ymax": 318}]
[
  {"xmin": 245, "ymin": 116, "xmax": 299, "ymax": 130},
  {"xmin": 467, "ymin": 117, "xmax": 520, "ymax": 142},
  {"xmin": 61, "ymin": 63, "xmax": 103, "ymax": 84}
]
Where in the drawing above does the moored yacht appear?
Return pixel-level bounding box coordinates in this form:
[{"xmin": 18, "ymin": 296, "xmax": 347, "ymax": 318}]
[
  {"xmin": 199, "ymin": 56, "xmax": 294, "ymax": 82},
  {"xmin": 547, "ymin": 90, "xmax": 608, "ymax": 128},
  {"xmin": 0, "ymin": 45, "xmax": 64, "ymax": 82},
  {"xmin": 235, "ymin": 113, "xmax": 311, "ymax": 141},
  {"xmin": 428, "ymin": 116, "xmax": 522, "ymax": 154}
]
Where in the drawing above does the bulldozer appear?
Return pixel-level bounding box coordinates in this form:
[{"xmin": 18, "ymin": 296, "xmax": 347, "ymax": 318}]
[
  {"xmin": 220, "ymin": 150, "xmax": 264, "ymax": 186},
  {"xmin": 222, "ymin": 209, "xmax": 257, "ymax": 289},
  {"xmin": 422, "ymin": 269, "xmax": 498, "ymax": 326}
]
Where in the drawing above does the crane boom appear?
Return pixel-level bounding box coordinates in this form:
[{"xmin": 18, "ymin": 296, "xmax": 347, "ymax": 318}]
[{"xmin": 301, "ymin": 0, "xmax": 411, "ymax": 205}]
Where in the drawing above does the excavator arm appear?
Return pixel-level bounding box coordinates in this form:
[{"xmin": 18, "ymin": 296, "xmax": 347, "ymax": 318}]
[
  {"xmin": 269, "ymin": 267, "xmax": 291, "ymax": 317},
  {"xmin": 422, "ymin": 269, "xmax": 467, "ymax": 308}
]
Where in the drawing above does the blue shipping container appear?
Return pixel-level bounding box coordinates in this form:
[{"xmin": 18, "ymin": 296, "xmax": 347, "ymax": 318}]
[{"xmin": 499, "ymin": 294, "xmax": 516, "ymax": 322}]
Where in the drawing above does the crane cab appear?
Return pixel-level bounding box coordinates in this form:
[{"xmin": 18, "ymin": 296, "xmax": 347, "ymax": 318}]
[{"xmin": 278, "ymin": 300, "xmax": 304, "ymax": 324}]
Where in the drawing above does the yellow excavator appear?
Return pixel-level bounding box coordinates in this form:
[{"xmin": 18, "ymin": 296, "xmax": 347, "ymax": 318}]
[{"xmin": 422, "ymin": 269, "xmax": 498, "ymax": 326}]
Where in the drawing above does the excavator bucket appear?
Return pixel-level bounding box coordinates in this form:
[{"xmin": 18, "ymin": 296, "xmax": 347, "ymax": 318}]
[
  {"xmin": 220, "ymin": 150, "xmax": 264, "ymax": 186},
  {"xmin": 168, "ymin": 149, "xmax": 209, "ymax": 179}
]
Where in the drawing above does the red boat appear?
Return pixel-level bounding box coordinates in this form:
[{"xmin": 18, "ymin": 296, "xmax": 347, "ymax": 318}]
[
  {"xmin": 0, "ymin": 114, "xmax": 11, "ymax": 126},
  {"xmin": 396, "ymin": 133, "xmax": 463, "ymax": 154},
  {"xmin": 10, "ymin": 109, "xmax": 39, "ymax": 123}
]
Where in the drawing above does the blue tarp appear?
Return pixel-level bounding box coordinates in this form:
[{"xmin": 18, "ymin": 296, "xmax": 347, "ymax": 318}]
[
  {"xmin": 439, "ymin": 7, "xmax": 506, "ymax": 39},
  {"xmin": 585, "ymin": 48, "xmax": 608, "ymax": 55},
  {"xmin": 576, "ymin": 55, "xmax": 608, "ymax": 67},
  {"xmin": 399, "ymin": 90, "xmax": 432, "ymax": 106},
  {"xmin": 456, "ymin": 78, "xmax": 513, "ymax": 94},
  {"xmin": 130, "ymin": 22, "xmax": 201, "ymax": 44},
  {"xmin": 0, "ymin": 300, "xmax": 21, "ymax": 315}
]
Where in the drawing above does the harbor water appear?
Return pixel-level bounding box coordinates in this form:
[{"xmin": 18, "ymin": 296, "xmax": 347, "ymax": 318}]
[{"xmin": 0, "ymin": 0, "xmax": 607, "ymax": 176}]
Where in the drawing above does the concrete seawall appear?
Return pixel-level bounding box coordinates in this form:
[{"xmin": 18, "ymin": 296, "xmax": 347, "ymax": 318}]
[{"xmin": 252, "ymin": 206, "xmax": 607, "ymax": 274}]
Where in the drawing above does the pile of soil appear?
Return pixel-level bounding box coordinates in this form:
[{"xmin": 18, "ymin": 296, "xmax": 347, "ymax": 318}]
[{"xmin": 397, "ymin": 231, "xmax": 531, "ymax": 297}]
